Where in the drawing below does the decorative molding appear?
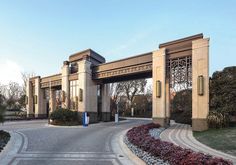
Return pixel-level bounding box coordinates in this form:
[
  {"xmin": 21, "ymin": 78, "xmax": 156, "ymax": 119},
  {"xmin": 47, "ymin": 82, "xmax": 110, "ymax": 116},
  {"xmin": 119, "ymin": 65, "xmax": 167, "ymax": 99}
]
[
  {"xmin": 40, "ymin": 74, "xmax": 62, "ymax": 83},
  {"xmin": 41, "ymin": 80, "xmax": 62, "ymax": 88},
  {"xmin": 69, "ymin": 73, "xmax": 78, "ymax": 81},
  {"xmin": 93, "ymin": 62, "xmax": 152, "ymax": 79}
]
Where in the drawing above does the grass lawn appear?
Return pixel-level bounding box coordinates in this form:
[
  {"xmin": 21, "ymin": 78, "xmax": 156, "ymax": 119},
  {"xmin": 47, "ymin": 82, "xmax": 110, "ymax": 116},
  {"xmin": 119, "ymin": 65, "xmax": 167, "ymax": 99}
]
[{"xmin": 193, "ymin": 127, "xmax": 236, "ymax": 156}]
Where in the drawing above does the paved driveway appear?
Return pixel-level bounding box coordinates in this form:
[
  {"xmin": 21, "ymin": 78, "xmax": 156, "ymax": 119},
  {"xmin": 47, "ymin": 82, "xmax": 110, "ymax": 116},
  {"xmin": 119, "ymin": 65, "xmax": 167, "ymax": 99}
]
[
  {"xmin": 0, "ymin": 119, "xmax": 149, "ymax": 165},
  {"xmin": 160, "ymin": 122, "xmax": 236, "ymax": 164}
]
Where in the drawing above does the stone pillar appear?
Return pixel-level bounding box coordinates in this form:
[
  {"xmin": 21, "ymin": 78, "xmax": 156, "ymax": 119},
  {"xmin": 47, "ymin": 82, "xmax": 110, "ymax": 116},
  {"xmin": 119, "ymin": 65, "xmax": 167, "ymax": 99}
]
[
  {"xmin": 61, "ymin": 61, "xmax": 70, "ymax": 109},
  {"xmin": 101, "ymin": 84, "xmax": 111, "ymax": 122},
  {"xmin": 26, "ymin": 80, "xmax": 34, "ymax": 118},
  {"xmin": 78, "ymin": 59, "xmax": 98, "ymax": 123},
  {"xmin": 49, "ymin": 88, "xmax": 56, "ymax": 113},
  {"xmin": 192, "ymin": 38, "xmax": 210, "ymax": 131},
  {"xmin": 34, "ymin": 77, "xmax": 47, "ymax": 118},
  {"xmin": 42, "ymin": 89, "xmax": 47, "ymax": 116},
  {"xmin": 165, "ymin": 79, "xmax": 170, "ymax": 124},
  {"xmin": 152, "ymin": 48, "xmax": 168, "ymax": 127}
]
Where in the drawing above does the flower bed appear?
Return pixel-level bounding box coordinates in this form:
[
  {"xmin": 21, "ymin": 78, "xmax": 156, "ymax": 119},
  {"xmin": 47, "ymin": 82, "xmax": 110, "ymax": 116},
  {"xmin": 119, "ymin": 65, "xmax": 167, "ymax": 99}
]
[
  {"xmin": 126, "ymin": 123, "xmax": 232, "ymax": 165},
  {"xmin": 0, "ymin": 130, "xmax": 10, "ymax": 153}
]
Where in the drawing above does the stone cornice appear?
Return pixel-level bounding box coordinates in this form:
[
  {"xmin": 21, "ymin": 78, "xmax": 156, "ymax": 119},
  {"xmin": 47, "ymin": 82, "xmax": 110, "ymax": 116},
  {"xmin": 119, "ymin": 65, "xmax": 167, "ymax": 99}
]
[{"xmin": 93, "ymin": 62, "xmax": 152, "ymax": 79}]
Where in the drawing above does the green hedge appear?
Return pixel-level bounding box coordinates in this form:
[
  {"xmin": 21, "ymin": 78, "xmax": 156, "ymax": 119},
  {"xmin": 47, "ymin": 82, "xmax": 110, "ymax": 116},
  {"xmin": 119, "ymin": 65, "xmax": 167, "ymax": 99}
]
[
  {"xmin": 170, "ymin": 89, "xmax": 192, "ymax": 125},
  {"xmin": 209, "ymin": 66, "xmax": 236, "ymax": 128},
  {"xmin": 0, "ymin": 106, "xmax": 5, "ymax": 123},
  {"xmin": 50, "ymin": 108, "xmax": 81, "ymax": 125},
  {"xmin": 207, "ymin": 111, "xmax": 229, "ymax": 128},
  {"xmin": 0, "ymin": 130, "xmax": 10, "ymax": 152}
]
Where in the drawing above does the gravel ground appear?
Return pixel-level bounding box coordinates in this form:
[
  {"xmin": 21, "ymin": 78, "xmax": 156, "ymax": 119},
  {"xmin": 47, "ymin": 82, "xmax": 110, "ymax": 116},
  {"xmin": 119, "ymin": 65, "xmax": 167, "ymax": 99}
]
[
  {"xmin": 149, "ymin": 128, "xmax": 165, "ymax": 139},
  {"xmin": 124, "ymin": 127, "xmax": 169, "ymax": 165}
]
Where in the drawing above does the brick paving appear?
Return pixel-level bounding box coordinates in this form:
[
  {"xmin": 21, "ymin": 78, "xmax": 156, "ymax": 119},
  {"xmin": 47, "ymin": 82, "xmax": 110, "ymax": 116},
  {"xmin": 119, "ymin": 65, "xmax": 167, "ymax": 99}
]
[{"xmin": 160, "ymin": 122, "xmax": 236, "ymax": 164}]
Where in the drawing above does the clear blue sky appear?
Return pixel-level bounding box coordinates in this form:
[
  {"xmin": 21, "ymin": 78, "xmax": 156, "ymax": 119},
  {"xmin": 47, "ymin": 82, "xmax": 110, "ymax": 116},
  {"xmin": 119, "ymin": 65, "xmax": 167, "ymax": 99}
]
[{"xmin": 0, "ymin": 0, "xmax": 235, "ymax": 84}]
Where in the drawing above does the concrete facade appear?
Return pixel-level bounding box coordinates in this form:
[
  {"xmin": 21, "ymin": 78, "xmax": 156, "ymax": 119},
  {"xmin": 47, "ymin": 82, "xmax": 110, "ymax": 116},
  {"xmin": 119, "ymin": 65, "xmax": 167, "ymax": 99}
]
[
  {"xmin": 34, "ymin": 77, "xmax": 47, "ymax": 118},
  {"xmin": 61, "ymin": 62, "xmax": 70, "ymax": 109},
  {"xmin": 78, "ymin": 60, "xmax": 99, "ymax": 122},
  {"xmin": 152, "ymin": 48, "xmax": 168, "ymax": 127},
  {"xmin": 26, "ymin": 80, "xmax": 34, "ymax": 118},
  {"xmin": 26, "ymin": 34, "xmax": 210, "ymax": 131},
  {"xmin": 101, "ymin": 84, "xmax": 111, "ymax": 121},
  {"xmin": 192, "ymin": 38, "xmax": 210, "ymax": 131},
  {"xmin": 49, "ymin": 88, "xmax": 56, "ymax": 113}
]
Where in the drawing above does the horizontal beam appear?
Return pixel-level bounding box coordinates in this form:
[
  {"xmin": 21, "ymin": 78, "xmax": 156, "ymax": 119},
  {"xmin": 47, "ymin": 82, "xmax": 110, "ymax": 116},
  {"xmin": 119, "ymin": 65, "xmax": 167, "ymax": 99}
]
[{"xmin": 93, "ymin": 62, "xmax": 152, "ymax": 80}]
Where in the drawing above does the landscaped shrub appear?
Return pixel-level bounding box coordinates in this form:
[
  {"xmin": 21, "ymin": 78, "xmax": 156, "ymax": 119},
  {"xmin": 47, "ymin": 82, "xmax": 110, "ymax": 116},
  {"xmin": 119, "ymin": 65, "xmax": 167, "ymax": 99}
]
[
  {"xmin": 170, "ymin": 89, "xmax": 192, "ymax": 124},
  {"xmin": 0, "ymin": 105, "xmax": 6, "ymax": 123},
  {"xmin": 0, "ymin": 130, "xmax": 10, "ymax": 152},
  {"xmin": 209, "ymin": 66, "xmax": 236, "ymax": 127},
  {"xmin": 126, "ymin": 123, "xmax": 232, "ymax": 165},
  {"xmin": 207, "ymin": 111, "xmax": 229, "ymax": 128},
  {"xmin": 50, "ymin": 108, "xmax": 81, "ymax": 125}
]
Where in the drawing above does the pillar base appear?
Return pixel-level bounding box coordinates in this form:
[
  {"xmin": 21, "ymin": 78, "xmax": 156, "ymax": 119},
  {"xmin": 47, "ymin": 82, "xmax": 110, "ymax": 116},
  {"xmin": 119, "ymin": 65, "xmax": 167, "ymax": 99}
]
[
  {"xmin": 102, "ymin": 112, "xmax": 111, "ymax": 122},
  {"xmin": 192, "ymin": 118, "xmax": 208, "ymax": 131},
  {"xmin": 152, "ymin": 117, "xmax": 169, "ymax": 128},
  {"xmin": 27, "ymin": 114, "xmax": 35, "ymax": 118},
  {"xmin": 35, "ymin": 114, "xmax": 47, "ymax": 119},
  {"xmin": 78, "ymin": 112, "xmax": 98, "ymax": 124}
]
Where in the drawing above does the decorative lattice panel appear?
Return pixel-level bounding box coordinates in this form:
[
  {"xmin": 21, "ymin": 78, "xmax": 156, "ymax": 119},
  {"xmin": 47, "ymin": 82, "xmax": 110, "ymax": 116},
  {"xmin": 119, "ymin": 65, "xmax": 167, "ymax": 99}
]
[{"xmin": 167, "ymin": 56, "xmax": 192, "ymax": 91}]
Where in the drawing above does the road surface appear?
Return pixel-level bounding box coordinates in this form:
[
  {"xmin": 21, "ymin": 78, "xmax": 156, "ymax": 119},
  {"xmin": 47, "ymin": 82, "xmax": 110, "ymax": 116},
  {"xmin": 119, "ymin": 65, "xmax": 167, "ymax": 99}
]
[{"xmin": 0, "ymin": 119, "xmax": 149, "ymax": 165}]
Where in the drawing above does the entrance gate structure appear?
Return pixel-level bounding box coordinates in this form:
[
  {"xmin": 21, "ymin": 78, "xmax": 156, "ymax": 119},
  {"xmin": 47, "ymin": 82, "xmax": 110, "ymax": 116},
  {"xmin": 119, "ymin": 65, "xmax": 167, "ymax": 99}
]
[{"xmin": 26, "ymin": 34, "xmax": 209, "ymax": 131}]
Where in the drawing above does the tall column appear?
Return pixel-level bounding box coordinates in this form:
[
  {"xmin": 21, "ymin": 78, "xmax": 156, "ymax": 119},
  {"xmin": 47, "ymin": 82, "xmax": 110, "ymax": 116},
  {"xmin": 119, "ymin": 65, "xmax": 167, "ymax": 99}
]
[
  {"xmin": 165, "ymin": 80, "xmax": 170, "ymax": 123},
  {"xmin": 42, "ymin": 89, "xmax": 47, "ymax": 116},
  {"xmin": 101, "ymin": 84, "xmax": 111, "ymax": 122},
  {"xmin": 192, "ymin": 38, "xmax": 210, "ymax": 131},
  {"xmin": 34, "ymin": 77, "xmax": 47, "ymax": 118},
  {"xmin": 78, "ymin": 59, "xmax": 98, "ymax": 123},
  {"xmin": 26, "ymin": 80, "xmax": 34, "ymax": 118},
  {"xmin": 61, "ymin": 61, "xmax": 70, "ymax": 109},
  {"xmin": 49, "ymin": 88, "xmax": 56, "ymax": 113},
  {"xmin": 152, "ymin": 48, "xmax": 168, "ymax": 127}
]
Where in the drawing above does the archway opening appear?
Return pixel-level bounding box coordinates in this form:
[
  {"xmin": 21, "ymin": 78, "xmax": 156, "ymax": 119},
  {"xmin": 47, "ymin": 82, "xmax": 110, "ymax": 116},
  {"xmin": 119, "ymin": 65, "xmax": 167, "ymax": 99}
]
[
  {"xmin": 168, "ymin": 56, "xmax": 192, "ymax": 125},
  {"xmin": 107, "ymin": 78, "xmax": 152, "ymax": 120}
]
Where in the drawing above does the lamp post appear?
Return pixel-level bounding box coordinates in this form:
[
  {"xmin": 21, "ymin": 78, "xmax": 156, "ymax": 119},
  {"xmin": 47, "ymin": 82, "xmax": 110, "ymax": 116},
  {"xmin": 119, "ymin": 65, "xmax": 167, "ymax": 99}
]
[
  {"xmin": 115, "ymin": 97, "xmax": 120, "ymax": 123},
  {"xmin": 131, "ymin": 102, "xmax": 136, "ymax": 117}
]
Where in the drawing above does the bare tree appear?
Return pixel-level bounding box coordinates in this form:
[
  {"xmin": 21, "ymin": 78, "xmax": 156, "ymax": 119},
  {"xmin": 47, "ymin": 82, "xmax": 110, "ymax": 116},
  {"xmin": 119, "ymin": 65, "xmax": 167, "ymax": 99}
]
[
  {"xmin": 109, "ymin": 83, "xmax": 124, "ymax": 116},
  {"xmin": 0, "ymin": 84, "xmax": 7, "ymax": 106},
  {"xmin": 0, "ymin": 84, "xmax": 6, "ymax": 122},
  {"xmin": 145, "ymin": 84, "xmax": 152, "ymax": 103},
  {"xmin": 122, "ymin": 79, "xmax": 147, "ymax": 110},
  {"xmin": 5, "ymin": 82, "xmax": 24, "ymax": 109},
  {"xmin": 21, "ymin": 72, "xmax": 35, "ymax": 95},
  {"xmin": 109, "ymin": 83, "xmax": 124, "ymax": 105},
  {"xmin": 110, "ymin": 79, "xmax": 147, "ymax": 115}
]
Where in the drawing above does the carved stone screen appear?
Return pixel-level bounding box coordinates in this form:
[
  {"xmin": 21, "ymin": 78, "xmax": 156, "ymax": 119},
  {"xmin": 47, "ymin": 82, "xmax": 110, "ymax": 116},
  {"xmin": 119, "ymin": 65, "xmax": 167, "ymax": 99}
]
[{"xmin": 167, "ymin": 56, "xmax": 192, "ymax": 92}]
